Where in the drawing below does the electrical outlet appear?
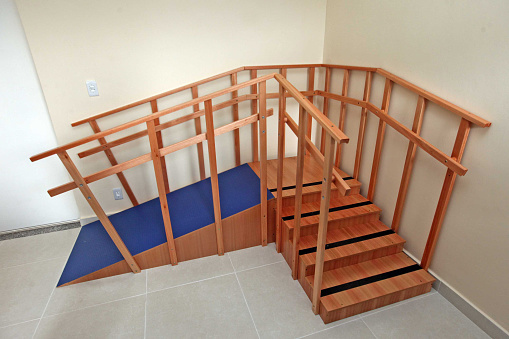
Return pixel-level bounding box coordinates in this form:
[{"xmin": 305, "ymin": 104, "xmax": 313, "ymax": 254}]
[
  {"xmin": 113, "ymin": 188, "xmax": 123, "ymax": 200},
  {"xmin": 86, "ymin": 80, "xmax": 99, "ymax": 97}
]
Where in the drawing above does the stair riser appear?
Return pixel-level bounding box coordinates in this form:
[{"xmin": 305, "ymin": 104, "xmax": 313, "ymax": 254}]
[
  {"xmin": 282, "ymin": 186, "xmax": 361, "ymax": 207},
  {"xmin": 299, "ymin": 242, "xmax": 405, "ymax": 278},
  {"xmin": 320, "ymin": 282, "xmax": 433, "ymax": 323},
  {"xmin": 288, "ymin": 210, "xmax": 381, "ymax": 238}
]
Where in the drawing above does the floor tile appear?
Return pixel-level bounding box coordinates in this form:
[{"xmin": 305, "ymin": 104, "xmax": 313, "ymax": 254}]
[
  {"xmin": 35, "ymin": 295, "xmax": 145, "ymax": 339},
  {"xmin": 359, "ymin": 288, "xmax": 437, "ymax": 318},
  {"xmin": 45, "ymin": 271, "xmax": 146, "ymax": 316},
  {"xmin": 146, "ymin": 254, "xmax": 234, "ymax": 292},
  {"xmin": 228, "ymin": 243, "xmax": 284, "ymax": 272},
  {"xmin": 362, "ymin": 293, "xmax": 490, "ymax": 338},
  {"xmin": 236, "ymin": 261, "xmax": 358, "ymax": 339},
  {"xmin": 146, "ymin": 274, "xmax": 258, "ymax": 339},
  {"xmin": 0, "ymin": 228, "xmax": 79, "ymax": 269},
  {"xmin": 0, "ymin": 257, "xmax": 64, "ymax": 328},
  {"xmin": 300, "ymin": 319, "xmax": 376, "ymax": 339},
  {"xmin": 0, "ymin": 320, "xmax": 39, "ymax": 339}
]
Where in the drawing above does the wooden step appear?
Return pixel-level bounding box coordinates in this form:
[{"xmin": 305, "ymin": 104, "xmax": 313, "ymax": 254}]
[
  {"xmin": 297, "ymin": 221, "xmax": 406, "ymax": 279},
  {"xmin": 302, "ymin": 253, "xmax": 435, "ymax": 323},
  {"xmin": 282, "ymin": 194, "xmax": 381, "ymax": 237}
]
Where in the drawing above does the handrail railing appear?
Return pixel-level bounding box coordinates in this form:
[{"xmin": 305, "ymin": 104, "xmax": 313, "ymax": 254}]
[{"xmin": 30, "ymin": 63, "xmax": 490, "ymax": 316}]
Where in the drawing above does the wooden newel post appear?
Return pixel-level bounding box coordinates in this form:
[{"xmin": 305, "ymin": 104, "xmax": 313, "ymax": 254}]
[
  {"xmin": 276, "ymin": 68, "xmax": 287, "ymax": 253},
  {"xmin": 259, "ymin": 81, "xmax": 268, "ymax": 246},
  {"xmin": 312, "ymin": 133, "xmax": 336, "ymax": 315},
  {"xmin": 291, "ymin": 105, "xmax": 307, "ymax": 279},
  {"xmin": 204, "ymin": 99, "xmax": 225, "ymax": 255},
  {"xmin": 57, "ymin": 151, "xmax": 141, "ymax": 273},
  {"xmin": 147, "ymin": 120, "xmax": 178, "ymax": 265}
]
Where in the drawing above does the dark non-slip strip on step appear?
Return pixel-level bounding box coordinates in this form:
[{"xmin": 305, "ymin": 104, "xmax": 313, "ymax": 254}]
[
  {"xmin": 268, "ymin": 176, "xmax": 355, "ymax": 193},
  {"xmin": 269, "ymin": 181, "xmax": 322, "ymax": 193},
  {"xmin": 299, "ymin": 229, "xmax": 395, "ymax": 255},
  {"xmin": 282, "ymin": 201, "xmax": 373, "ymax": 221},
  {"xmin": 320, "ymin": 264, "xmax": 421, "ymax": 297}
]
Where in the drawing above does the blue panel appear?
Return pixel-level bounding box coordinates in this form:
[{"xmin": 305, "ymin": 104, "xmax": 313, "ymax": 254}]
[{"xmin": 58, "ymin": 164, "xmax": 273, "ymax": 286}]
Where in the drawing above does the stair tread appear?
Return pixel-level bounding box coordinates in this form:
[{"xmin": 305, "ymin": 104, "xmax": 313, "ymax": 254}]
[
  {"xmin": 282, "ymin": 194, "xmax": 381, "ymax": 229},
  {"xmin": 298, "ymin": 221, "xmax": 406, "ymax": 266},
  {"xmin": 306, "ymin": 253, "xmax": 435, "ymax": 310}
]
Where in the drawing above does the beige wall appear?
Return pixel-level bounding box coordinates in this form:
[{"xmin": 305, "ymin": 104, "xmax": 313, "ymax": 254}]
[
  {"xmin": 323, "ymin": 0, "xmax": 508, "ymax": 332},
  {"xmin": 15, "ymin": 0, "xmax": 327, "ymax": 218}
]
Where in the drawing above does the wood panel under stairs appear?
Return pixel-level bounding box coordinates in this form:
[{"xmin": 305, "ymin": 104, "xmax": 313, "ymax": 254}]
[{"xmin": 274, "ymin": 159, "xmax": 435, "ymax": 324}]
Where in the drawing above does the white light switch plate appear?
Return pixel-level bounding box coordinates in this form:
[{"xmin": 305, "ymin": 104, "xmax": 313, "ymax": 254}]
[{"xmin": 86, "ymin": 80, "xmax": 99, "ymax": 97}]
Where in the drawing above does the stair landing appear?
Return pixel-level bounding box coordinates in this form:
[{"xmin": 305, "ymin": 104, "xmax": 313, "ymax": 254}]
[{"xmin": 248, "ymin": 154, "xmax": 361, "ymax": 200}]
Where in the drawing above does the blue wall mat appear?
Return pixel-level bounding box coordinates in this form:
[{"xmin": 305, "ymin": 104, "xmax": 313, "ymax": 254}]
[{"xmin": 58, "ymin": 164, "xmax": 274, "ymax": 286}]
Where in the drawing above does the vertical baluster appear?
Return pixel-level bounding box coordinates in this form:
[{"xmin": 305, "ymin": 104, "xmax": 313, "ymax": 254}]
[
  {"xmin": 392, "ymin": 96, "xmax": 426, "ymax": 232},
  {"xmin": 353, "ymin": 71, "xmax": 373, "ymax": 180},
  {"xmin": 335, "ymin": 69, "xmax": 350, "ymax": 167},
  {"xmin": 147, "ymin": 120, "xmax": 178, "ymax": 265},
  {"xmin": 320, "ymin": 67, "xmax": 332, "ymax": 154},
  {"xmin": 150, "ymin": 100, "xmax": 170, "ymax": 194},
  {"xmin": 367, "ymin": 78, "xmax": 393, "ymax": 201},
  {"xmin": 204, "ymin": 99, "xmax": 225, "ymax": 255},
  {"xmin": 291, "ymin": 105, "xmax": 307, "ymax": 279},
  {"xmin": 250, "ymin": 70, "xmax": 259, "ymax": 162},
  {"xmin": 191, "ymin": 86, "xmax": 207, "ymax": 180},
  {"xmin": 259, "ymin": 81, "xmax": 268, "ymax": 246},
  {"xmin": 88, "ymin": 120, "xmax": 139, "ymax": 206},
  {"xmin": 57, "ymin": 151, "xmax": 141, "ymax": 273},
  {"xmin": 307, "ymin": 67, "xmax": 315, "ymax": 139},
  {"xmin": 276, "ymin": 68, "xmax": 287, "ymax": 253},
  {"xmin": 312, "ymin": 133, "xmax": 336, "ymax": 315},
  {"xmin": 230, "ymin": 73, "xmax": 241, "ymax": 166},
  {"xmin": 421, "ymin": 118, "xmax": 471, "ymax": 270}
]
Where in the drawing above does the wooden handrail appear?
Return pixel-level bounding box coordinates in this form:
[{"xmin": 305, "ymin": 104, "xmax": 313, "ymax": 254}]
[
  {"xmin": 365, "ymin": 102, "xmax": 467, "ymax": 175},
  {"xmin": 31, "ymin": 74, "xmax": 276, "ymax": 162},
  {"xmin": 274, "ymin": 74, "xmax": 349, "ymax": 145},
  {"xmin": 284, "ymin": 112, "xmax": 350, "ymax": 196},
  {"xmin": 376, "ymin": 69, "xmax": 491, "ymax": 127},
  {"xmin": 71, "ymin": 67, "xmax": 246, "ymax": 127},
  {"xmin": 47, "ymin": 109, "xmax": 273, "ymax": 197},
  {"xmin": 76, "ymin": 91, "xmax": 310, "ymax": 159}
]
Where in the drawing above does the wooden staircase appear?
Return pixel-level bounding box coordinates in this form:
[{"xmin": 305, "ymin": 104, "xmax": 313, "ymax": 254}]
[{"xmin": 274, "ymin": 157, "xmax": 435, "ymax": 324}]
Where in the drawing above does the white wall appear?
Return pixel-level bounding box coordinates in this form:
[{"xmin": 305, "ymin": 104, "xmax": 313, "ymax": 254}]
[
  {"xmin": 14, "ymin": 0, "xmax": 327, "ymax": 219},
  {"xmin": 0, "ymin": 0, "xmax": 79, "ymax": 232},
  {"xmin": 323, "ymin": 0, "xmax": 509, "ymax": 332}
]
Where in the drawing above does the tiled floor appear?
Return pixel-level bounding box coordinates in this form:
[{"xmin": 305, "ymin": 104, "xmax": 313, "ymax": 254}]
[{"xmin": 0, "ymin": 229, "xmax": 491, "ymax": 339}]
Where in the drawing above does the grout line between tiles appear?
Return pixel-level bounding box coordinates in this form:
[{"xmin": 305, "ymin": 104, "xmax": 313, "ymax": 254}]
[
  {"xmin": 228, "ymin": 255, "xmax": 261, "ymax": 339},
  {"xmin": 147, "ymin": 272, "xmax": 236, "ymax": 295},
  {"xmin": 31, "ymin": 260, "xmax": 63, "ymax": 338},
  {"xmin": 360, "ymin": 289, "xmax": 437, "ymax": 319},
  {"xmin": 0, "ymin": 317, "xmax": 41, "ymax": 330},
  {"xmin": 1, "ymin": 255, "xmax": 70, "ymax": 270},
  {"xmin": 234, "ymin": 259, "xmax": 286, "ymax": 274},
  {"xmin": 41, "ymin": 292, "xmax": 147, "ymax": 319},
  {"xmin": 295, "ymin": 317, "xmax": 360, "ymax": 339},
  {"xmin": 361, "ymin": 317, "xmax": 379, "ymax": 339}
]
